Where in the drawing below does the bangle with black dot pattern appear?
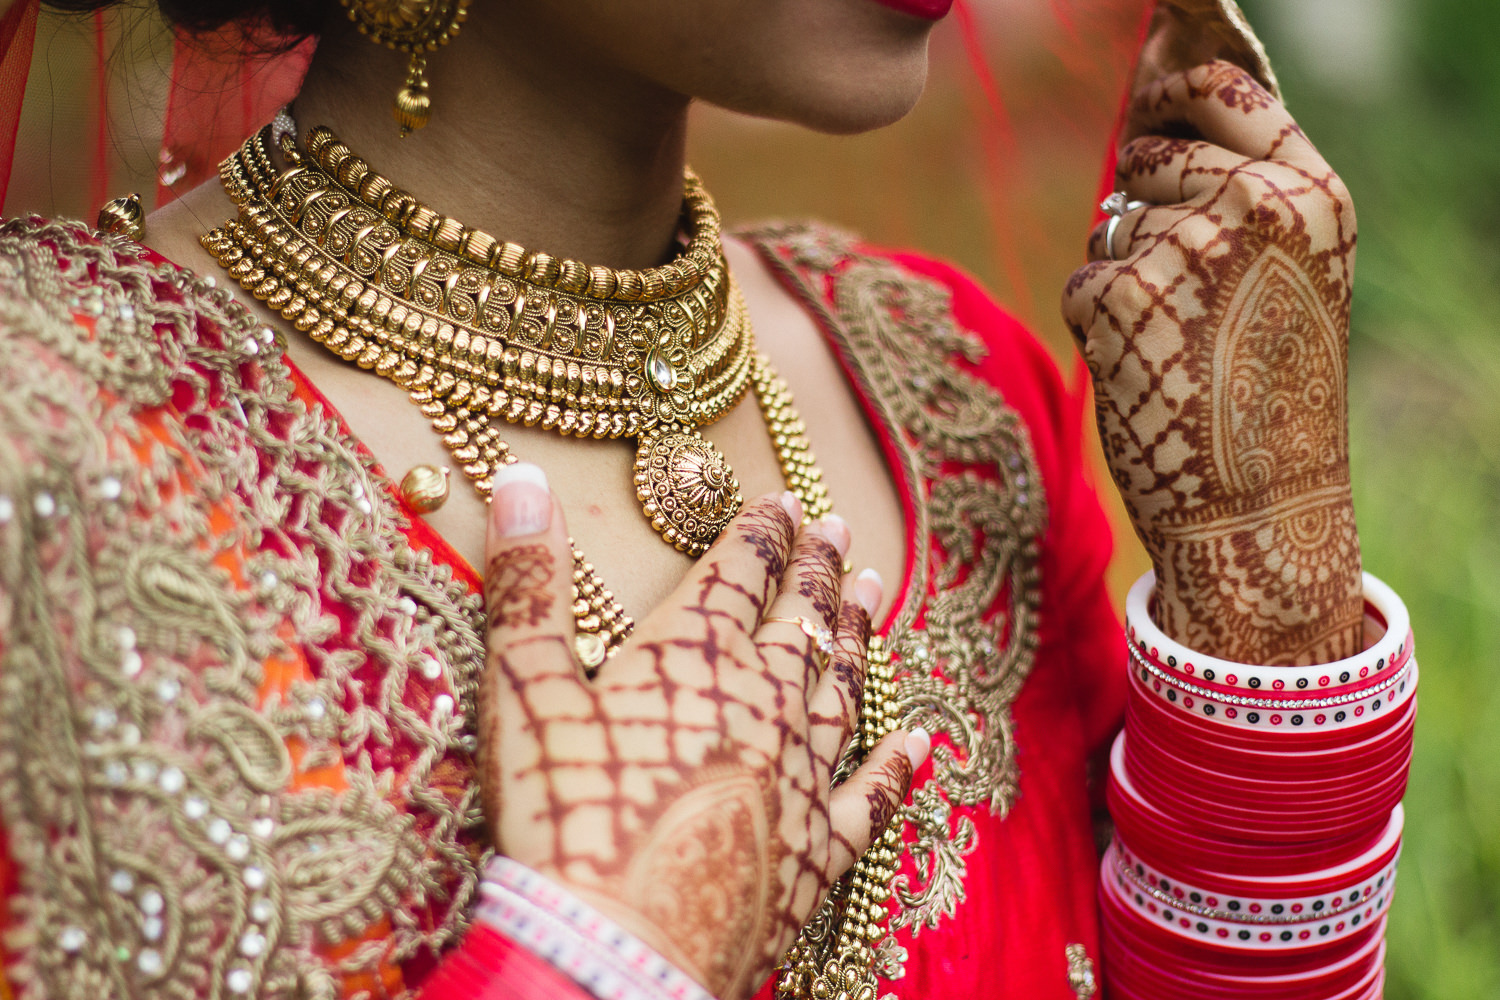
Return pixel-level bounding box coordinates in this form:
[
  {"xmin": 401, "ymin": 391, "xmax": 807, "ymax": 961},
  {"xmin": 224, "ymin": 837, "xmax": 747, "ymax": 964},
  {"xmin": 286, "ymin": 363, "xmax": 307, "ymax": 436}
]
[
  {"xmin": 1129, "ymin": 649, "xmax": 1417, "ymax": 733},
  {"xmin": 1109, "ymin": 816, "xmax": 1401, "ymax": 927},
  {"xmin": 1102, "ymin": 842, "xmax": 1398, "ymax": 952},
  {"xmin": 1126, "ymin": 572, "xmax": 1412, "ymax": 697}
]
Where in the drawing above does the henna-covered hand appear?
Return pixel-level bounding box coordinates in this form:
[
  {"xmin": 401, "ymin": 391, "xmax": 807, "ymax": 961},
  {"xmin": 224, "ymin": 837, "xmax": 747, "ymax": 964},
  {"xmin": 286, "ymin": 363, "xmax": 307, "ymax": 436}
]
[
  {"xmin": 1063, "ymin": 60, "xmax": 1363, "ymax": 666},
  {"xmin": 478, "ymin": 467, "xmax": 921, "ymax": 999}
]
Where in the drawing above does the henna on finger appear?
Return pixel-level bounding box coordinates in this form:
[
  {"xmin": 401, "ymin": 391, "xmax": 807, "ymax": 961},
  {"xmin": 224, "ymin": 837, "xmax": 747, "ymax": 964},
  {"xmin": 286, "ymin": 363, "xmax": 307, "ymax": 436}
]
[
  {"xmin": 732, "ymin": 498, "xmax": 798, "ymax": 594},
  {"xmin": 1117, "ymin": 135, "xmax": 1246, "ymax": 205},
  {"xmin": 484, "ymin": 544, "xmax": 558, "ymax": 630},
  {"xmin": 863, "ymin": 751, "xmax": 913, "ymax": 833},
  {"xmin": 1133, "ymin": 60, "xmax": 1317, "ymax": 166},
  {"xmin": 794, "ymin": 537, "xmax": 843, "ymax": 625},
  {"xmin": 805, "ymin": 599, "xmax": 873, "ymax": 770}
]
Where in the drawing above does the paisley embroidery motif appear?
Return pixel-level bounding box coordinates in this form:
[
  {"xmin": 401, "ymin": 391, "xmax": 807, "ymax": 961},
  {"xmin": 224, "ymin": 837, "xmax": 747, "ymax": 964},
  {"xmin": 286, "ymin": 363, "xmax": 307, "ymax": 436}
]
[
  {"xmin": 745, "ymin": 225, "xmax": 1046, "ymax": 945},
  {"xmin": 0, "ymin": 218, "xmax": 1045, "ymax": 997},
  {"xmin": 0, "ymin": 219, "xmax": 487, "ymax": 1000}
]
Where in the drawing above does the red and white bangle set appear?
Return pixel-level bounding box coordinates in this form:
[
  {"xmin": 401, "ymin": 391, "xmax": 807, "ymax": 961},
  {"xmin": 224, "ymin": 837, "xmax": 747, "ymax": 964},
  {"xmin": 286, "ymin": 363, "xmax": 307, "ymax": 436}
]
[
  {"xmin": 1102, "ymin": 572, "xmax": 1416, "ymax": 999},
  {"xmin": 419, "ymin": 857, "xmax": 714, "ymax": 1000}
]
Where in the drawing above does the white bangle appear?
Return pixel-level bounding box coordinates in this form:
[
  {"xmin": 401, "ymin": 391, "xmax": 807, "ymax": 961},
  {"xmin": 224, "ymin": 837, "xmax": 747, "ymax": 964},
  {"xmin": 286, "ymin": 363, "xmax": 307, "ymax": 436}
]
[
  {"xmin": 1128, "ymin": 569, "xmax": 1410, "ymax": 695},
  {"xmin": 476, "ymin": 857, "xmax": 716, "ymax": 1000}
]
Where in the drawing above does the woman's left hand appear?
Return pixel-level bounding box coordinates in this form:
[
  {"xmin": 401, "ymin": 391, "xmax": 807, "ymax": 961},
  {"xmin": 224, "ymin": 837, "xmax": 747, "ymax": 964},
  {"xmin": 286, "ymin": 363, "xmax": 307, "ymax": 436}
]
[{"xmin": 1062, "ymin": 60, "xmax": 1363, "ymax": 666}]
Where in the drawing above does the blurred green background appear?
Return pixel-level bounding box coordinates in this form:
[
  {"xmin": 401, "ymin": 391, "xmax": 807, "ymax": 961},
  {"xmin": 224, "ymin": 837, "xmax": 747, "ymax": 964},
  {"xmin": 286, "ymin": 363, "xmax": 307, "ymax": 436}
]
[
  {"xmin": 9, "ymin": 0, "xmax": 1499, "ymax": 996},
  {"xmin": 1252, "ymin": 2, "xmax": 1500, "ymax": 996}
]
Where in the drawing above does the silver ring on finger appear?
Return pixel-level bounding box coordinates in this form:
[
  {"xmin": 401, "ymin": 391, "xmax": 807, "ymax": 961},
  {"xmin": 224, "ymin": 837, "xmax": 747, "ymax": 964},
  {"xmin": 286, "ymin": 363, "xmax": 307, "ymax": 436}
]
[
  {"xmin": 762, "ymin": 615, "xmax": 835, "ymax": 671},
  {"xmin": 1100, "ymin": 192, "xmax": 1152, "ymax": 261}
]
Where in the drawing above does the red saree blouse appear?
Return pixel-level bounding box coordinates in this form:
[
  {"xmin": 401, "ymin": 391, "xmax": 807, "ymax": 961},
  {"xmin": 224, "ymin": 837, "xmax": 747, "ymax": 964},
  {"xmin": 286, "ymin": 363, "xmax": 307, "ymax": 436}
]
[{"xmin": 0, "ymin": 215, "xmax": 1123, "ymax": 1000}]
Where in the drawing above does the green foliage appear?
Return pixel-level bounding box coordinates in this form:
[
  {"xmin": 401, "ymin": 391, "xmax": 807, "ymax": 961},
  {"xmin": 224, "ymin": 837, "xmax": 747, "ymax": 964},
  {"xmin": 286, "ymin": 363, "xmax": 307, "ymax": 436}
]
[{"xmin": 1243, "ymin": 0, "xmax": 1500, "ymax": 995}]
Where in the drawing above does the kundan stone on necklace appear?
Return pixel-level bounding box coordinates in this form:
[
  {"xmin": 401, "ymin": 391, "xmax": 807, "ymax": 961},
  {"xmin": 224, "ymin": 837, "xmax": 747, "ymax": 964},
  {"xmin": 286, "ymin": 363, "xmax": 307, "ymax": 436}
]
[{"xmin": 203, "ymin": 119, "xmax": 755, "ymax": 555}]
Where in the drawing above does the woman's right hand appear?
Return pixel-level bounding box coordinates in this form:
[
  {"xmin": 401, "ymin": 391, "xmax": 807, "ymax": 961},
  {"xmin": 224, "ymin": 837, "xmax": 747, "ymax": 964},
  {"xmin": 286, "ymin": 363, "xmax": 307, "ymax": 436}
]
[{"xmin": 477, "ymin": 463, "xmax": 925, "ymax": 1000}]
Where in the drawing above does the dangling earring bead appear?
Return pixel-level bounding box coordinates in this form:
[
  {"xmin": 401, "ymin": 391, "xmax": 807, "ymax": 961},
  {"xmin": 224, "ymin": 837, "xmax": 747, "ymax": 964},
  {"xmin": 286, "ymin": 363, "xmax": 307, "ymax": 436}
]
[
  {"xmin": 339, "ymin": 0, "xmax": 470, "ymax": 136},
  {"xmin": 394, "ymin": 57, "xmax": 433, "ymax": 136}
]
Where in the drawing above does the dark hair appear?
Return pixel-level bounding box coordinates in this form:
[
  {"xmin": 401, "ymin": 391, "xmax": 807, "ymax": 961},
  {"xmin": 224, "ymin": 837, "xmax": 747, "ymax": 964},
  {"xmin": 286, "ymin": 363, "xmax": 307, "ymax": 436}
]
[{"xmin": 43, "ymin": 0, "xmax": 337, "ymax": 41}]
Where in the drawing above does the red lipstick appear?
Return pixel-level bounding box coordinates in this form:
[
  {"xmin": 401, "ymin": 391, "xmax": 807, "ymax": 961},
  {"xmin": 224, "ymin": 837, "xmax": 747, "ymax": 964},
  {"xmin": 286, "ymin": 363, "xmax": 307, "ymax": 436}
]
[{"xmin": 869, "ymin": 0, "xmax": 955, "ymax": 21}]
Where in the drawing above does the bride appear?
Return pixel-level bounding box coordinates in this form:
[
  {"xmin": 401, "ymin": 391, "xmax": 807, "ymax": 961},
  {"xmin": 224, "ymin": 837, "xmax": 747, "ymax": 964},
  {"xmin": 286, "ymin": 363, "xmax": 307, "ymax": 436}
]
[{"xmin": 0, "ymin": 0, "xmax": 1412, "ymax": 998}]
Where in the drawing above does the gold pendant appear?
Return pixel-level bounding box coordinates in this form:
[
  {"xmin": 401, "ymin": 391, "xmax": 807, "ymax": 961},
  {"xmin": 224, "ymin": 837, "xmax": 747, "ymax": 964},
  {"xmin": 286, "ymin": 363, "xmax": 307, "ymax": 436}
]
[
  {"xmin": 399, "ymin": 464, "xmax": 451, "ymax": 512},
  {"xmin": 633, "ymin": 425, "xmax": 742, "ymax": 556}
]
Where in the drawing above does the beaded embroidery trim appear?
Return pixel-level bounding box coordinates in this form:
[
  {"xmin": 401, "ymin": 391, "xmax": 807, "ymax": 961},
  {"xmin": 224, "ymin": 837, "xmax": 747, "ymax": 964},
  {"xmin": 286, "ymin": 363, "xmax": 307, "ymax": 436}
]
[{"xmin": 745, "ymin": 225, "xmax": 1049, "ymax": 961}]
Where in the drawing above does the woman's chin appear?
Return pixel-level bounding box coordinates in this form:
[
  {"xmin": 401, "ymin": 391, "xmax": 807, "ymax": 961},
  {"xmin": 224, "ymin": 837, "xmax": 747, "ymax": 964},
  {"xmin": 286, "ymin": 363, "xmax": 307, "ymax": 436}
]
[{"xmin": 720, "ymin": 52, "xmax": 931, "ymax": 136}]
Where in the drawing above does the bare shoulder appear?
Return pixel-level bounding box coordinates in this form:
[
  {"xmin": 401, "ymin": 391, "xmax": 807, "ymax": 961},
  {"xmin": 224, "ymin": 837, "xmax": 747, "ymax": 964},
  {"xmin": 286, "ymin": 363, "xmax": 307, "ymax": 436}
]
[{"xmin": 144, "ymin": 177, "xmax": 238, "ymax": 278}]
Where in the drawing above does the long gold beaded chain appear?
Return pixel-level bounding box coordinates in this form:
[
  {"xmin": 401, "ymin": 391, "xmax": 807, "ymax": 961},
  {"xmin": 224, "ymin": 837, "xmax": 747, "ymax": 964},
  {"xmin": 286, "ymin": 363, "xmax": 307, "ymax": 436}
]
[{"xmin": 203, "ymin": 117, "xmax": 905, "ymax": 999}]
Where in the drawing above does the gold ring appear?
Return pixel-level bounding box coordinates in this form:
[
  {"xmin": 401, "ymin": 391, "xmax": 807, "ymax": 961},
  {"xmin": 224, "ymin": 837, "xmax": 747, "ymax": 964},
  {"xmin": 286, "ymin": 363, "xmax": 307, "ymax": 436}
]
[{"xmin": 761, "ymin": 615, "xmax": 835, "ymax": 668}]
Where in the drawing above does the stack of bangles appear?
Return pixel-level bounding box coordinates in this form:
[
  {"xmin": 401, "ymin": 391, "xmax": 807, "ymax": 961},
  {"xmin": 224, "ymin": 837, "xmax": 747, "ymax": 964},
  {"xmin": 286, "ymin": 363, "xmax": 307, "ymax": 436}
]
[
  {"xmin": 1102, "ymin": 571, "xmax": 1416, "ymax": 1000},
  {"xmin": 418, "ymin": 856, "xmax": 714, "ymax": 1000}
]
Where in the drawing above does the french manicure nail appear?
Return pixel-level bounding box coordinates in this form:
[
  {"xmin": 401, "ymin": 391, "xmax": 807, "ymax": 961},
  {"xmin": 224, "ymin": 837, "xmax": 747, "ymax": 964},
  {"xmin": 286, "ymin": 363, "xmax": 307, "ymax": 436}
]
[
  {"xmin": 854, "ymin": 567, "xmax": 883, "ymax": 617},
  {"xmin": 905, "ymin": 726, "xmax": 931, "ymax": 770},
  {"xmin": 492, "ymin": 463, "xmax": 552, "ymax": 537},
  {"xmin": 819, "ymin": 513, "xmax": 851, "ymax": 557},
  {"xmin": 780, "ymin": 490, "xmax": 802, "ymax": 524}
]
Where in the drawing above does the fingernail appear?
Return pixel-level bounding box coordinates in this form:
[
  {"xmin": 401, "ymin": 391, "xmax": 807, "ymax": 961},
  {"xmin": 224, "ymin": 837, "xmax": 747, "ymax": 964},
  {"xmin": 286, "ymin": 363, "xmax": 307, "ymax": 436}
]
[
  {"xmin": 492, "ymin": 463, "xmax": 552, "ymax": 537},
  {"xmin": 819, "ymin": 514, "xmax": 851, "ymax": 557},
  {"xmin": 854, "ymin": 567, "xmax": 883, "ymax": 617},
  {"xmin": 905, "ymin": 727, "xmax": 931, "ymax": 770},
  {"xmin": 780, "ymin": 490, "xmax": 802, "ymax": 524}
]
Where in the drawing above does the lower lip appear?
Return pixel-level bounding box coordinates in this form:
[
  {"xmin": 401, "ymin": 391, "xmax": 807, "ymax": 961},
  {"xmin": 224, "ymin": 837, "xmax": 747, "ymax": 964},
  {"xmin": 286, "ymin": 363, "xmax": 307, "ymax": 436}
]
[{"xmin": 869, "ymin": 0, "xmax": 955, "ymax": 21}]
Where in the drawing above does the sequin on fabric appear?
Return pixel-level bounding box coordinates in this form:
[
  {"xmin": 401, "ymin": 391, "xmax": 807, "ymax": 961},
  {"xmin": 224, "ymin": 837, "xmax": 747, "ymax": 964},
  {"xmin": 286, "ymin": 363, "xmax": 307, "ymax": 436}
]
[{"xmin": 0, "ymin": 219, "xmax": 487, "ymax": 1000}]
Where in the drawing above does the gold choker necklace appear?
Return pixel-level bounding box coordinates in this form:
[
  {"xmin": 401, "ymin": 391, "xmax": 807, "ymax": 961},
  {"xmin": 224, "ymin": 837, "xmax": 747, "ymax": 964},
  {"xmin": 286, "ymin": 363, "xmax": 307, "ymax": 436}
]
[
  {"xmin": 207, "ymin": 117, "xmax": 764, "ymax": 557},
  {"xmin": 203, "ymin": 115, "xmax": 898, "ymax": 1000},
  {"xmin": 202, "ymin": 115, "xmax": 831, "ymax": 666}
]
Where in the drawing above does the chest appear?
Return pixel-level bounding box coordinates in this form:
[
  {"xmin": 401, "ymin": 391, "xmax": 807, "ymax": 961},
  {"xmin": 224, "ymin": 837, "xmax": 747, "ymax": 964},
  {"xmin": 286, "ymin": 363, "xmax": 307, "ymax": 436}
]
[{"xmin": 277, "ymin": 237, "xmax": 910, "ymax": 626}]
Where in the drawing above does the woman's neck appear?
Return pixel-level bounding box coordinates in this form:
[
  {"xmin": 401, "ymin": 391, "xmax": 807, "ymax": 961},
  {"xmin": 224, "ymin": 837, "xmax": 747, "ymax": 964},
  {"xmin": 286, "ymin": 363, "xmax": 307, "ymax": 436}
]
[{"xmin": 295, "ymin": 13, "xmax": 692, "ymax": 271}]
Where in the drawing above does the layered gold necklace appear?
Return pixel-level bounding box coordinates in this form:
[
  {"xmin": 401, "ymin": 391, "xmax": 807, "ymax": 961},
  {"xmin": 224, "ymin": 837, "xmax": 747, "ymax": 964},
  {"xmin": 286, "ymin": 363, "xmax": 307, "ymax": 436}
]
[{"xmin": 202, "ymin": 113, "xmax": 900, "ymax": 1000}]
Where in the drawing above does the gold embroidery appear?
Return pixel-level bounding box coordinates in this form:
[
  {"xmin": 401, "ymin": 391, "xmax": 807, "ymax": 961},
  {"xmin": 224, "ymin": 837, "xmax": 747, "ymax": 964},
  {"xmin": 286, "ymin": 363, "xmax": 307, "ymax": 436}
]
[
  {"xmin": 0, "ymin": 217, "xmax": 1047, "ymax": 997},
  {"xmin": 0, "ymin": 219, "xmax": 487, "ymax": 999},
  {"xmin": 1066, "ymin": 943, "xmax": 1098, "ymax": 999},
  {"xmin": 745, "ymin": 226, "xmax": 1046, "ymax": 953}
]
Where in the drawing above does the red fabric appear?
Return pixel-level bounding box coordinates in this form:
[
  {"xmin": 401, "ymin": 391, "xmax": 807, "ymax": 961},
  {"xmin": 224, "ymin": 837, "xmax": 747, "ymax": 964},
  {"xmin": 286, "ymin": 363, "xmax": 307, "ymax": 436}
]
[
  {"xmin": 0, "ymin": 0, "xmax": 39, "ymax": 212},
  {"xmin": 890, "ymin": 253, "xmax": 1124, "ymax": 1000},
  {"xmin": 415, "ymin": 923, "xmax": 593, "ymax": 1000},
  {"xmin": 741, "ymin": 243, "xmax": 1126, "ymax": 1000},
  {"xmin": 157, "ymin": 26, "xmax": 313, "ymax": 206},
  {"xmin": 280, "ymin": 351, "xmax": 484, "ymax": 594}
]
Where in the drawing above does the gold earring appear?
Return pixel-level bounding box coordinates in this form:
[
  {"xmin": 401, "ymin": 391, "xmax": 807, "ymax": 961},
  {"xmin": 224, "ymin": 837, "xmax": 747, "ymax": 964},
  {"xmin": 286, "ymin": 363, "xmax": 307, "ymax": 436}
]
[{"xmin": 339, "ymin": 0, "xmax": 471, "ymax": 136}]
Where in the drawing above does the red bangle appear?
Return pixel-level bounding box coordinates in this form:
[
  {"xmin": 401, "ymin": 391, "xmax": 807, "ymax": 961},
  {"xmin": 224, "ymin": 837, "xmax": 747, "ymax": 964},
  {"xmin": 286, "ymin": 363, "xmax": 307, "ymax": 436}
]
[
  {"xmin": 417, "ymin": 922, "xmax": 591, "ymax": 1000},
  {"xmin": 1125, "ymin": 688, "xmax": 1417, "ymax": 776},
  {"xmin": 1100, "ymin": 883, "xmax": 1387, "ymax": 1000},
  {"xmin": 1106, "ymin": 735, "xmax": 1394, "ymax": 876}
]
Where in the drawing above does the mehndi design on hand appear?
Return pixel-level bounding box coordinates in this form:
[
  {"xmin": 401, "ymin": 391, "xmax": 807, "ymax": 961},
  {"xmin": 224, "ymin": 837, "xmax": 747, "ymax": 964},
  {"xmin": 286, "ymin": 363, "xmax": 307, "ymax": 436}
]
[
  {"xmin": 1065, "ymin": 60, "xmax": 1363, "ymax": 666},
  {"xmin": 479, "ymin": 477, "xmax": 918, "ymax": 999}
]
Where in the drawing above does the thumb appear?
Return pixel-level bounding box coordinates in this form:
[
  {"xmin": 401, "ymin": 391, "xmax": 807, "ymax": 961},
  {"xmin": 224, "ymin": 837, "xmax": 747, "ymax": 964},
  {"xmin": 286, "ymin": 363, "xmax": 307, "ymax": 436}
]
[
  {"xmin": 483, "ymin": 462, "xmax": 577, "ymax": 652},
  {"xmin": 479, "ymin": 462, "xmax": 584, "ymax": 845}
]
